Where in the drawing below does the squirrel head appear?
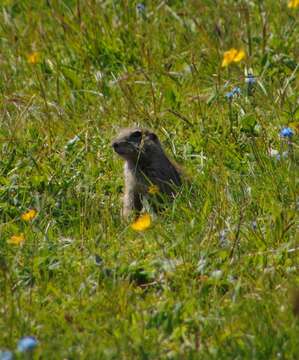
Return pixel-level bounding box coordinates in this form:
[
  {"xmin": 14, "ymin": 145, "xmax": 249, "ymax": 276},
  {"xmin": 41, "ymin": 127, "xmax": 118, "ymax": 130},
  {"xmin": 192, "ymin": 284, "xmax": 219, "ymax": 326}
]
[{"xmin": 112, "ymin": 128, "xmax": 163, "ymax": 164}]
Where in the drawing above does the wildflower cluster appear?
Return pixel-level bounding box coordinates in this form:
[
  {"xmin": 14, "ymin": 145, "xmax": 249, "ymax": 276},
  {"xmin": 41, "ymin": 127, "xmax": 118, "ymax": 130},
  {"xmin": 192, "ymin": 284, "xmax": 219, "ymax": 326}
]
[
  {"xmin": 0, "ymin": 336, "xmax": 38, "ymax": 359},
  {"xmin": 7, "ymin": 210, "xmax": 37, "ymax": 246},
  {"xmin": 224, "ymin": 72, "xmax": 257, "ymax": 100},
  {"xmin": 269, "ymin": 127, "xmax": 296, "ymax": 161}
]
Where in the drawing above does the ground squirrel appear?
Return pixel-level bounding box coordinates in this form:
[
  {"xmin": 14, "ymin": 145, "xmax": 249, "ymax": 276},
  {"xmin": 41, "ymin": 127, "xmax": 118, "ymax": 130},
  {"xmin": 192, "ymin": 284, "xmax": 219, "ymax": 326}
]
[{"xmin": 112, "ymin": 128, "xmax": 182, "ymax": 219}]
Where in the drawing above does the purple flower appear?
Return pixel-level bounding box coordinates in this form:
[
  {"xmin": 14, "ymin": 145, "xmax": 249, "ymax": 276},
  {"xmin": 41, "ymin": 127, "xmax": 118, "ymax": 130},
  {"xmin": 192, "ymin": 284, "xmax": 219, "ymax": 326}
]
[
  {"xmin": 17, "ymin": 337, "xmax": 38, "ymax": 352},
  {"xmin": 280, "ymin": 127, "xmax": 294, "ymax": 138},
  {"xmin": 0, "ymin": 351, "xmax": 13, "ymax": 360},
  {"xmin": 245, "ymin": 73, "xmax": 256, "ymax": 85}
]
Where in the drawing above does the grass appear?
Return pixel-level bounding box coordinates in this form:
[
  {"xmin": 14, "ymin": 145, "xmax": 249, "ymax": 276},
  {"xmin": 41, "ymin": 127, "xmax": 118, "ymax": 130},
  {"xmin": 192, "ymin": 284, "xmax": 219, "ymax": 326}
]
[{"xmin": 0, "ymin": 0, "xmax": 298, "ymax": 358}]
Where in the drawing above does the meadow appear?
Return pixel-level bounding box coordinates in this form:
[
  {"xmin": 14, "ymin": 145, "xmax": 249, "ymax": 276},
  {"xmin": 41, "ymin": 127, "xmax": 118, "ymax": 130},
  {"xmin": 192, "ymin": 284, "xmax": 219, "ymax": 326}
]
[{"xmin": 0, "ymin": 0, "xmax": 298, "ymax": 358}]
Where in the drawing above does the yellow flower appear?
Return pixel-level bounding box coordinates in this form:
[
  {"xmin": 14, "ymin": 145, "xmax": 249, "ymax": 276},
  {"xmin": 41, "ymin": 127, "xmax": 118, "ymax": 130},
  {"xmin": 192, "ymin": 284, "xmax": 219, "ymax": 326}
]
[
  {"xmin": 7, "ymin": 233, "xmax": 25, "ymax": 245},
  {"xmin": 21, "ymin": 209, "xmax": 37, "ymax": 222},
  {"xmin": 131, "ymin": 213, "xmax": 151, "ymax": 231},
  {"xmin": 27, "ymin": 52, "xmax": 40, "ymax": 64},
  {"xmin": 288, "ymin": 0, "xmax": 299, "ymax": 8},
  {"xmin": 221, "ymin": 48, "xmax": 246, "ymax": 67},
  {"xmin": 148, "ymin": 185, "xmax": 159, "ymax": 195}
]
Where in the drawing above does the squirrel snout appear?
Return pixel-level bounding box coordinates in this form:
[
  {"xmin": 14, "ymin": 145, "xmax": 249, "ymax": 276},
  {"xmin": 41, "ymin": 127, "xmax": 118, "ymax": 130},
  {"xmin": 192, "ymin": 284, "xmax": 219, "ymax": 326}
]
[
  {"xmin": 112, "ymin": 141, "xmax": 119, "ymax": 150},
  {"xmin": 112, "ymin": 141, "xmax": 129, "ymax": 156}
]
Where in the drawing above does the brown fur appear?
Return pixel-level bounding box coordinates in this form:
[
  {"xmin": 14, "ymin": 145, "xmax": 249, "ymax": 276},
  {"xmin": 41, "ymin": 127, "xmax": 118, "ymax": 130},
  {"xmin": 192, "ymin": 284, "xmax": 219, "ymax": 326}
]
[{"xmin": 112, "ymin": 128, "xmax": 182, "ymax": 218}]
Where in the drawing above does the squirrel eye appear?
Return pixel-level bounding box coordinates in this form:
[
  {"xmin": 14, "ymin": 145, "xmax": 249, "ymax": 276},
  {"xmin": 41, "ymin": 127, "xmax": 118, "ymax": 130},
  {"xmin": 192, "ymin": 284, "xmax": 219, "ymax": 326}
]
[
  {"xmin": 148, "ymin": 132, "xmax": 158, "ymax": 141},
  {"xmin": 130, "ymin": 131, "xmax": 142, "ymax": 141}
]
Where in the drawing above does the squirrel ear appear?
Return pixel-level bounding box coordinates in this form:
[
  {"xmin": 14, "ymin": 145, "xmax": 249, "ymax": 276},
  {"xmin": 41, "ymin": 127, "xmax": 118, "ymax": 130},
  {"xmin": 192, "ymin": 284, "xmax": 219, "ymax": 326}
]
[{"xmin": 148, "ymin": 132, "xmax": 158, "ymax": 141}]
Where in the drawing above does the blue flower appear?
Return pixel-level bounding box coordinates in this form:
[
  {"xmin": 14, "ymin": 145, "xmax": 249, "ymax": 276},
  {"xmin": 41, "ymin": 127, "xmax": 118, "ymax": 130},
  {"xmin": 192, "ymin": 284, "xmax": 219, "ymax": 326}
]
[
  {"xmin": 0, "ymin": 351, "xmax": 13, "ymax": 360},
  {"xmin": 280, "ymin": 127, "xmax": 294, "ymax": 138},
  {"xmin": 232, "ymin": 86, "xmax": 241, "ymax": 95},
  {"xmin": 245, "ymin": 73, "xmax": 256, "ymax": 84},
  {"xmin": 225, "ymin": 91, "xmax": 234, "ymax": 100},
  {"xmin": 136, "ymin": 3, "xmax": 146, "ymax": 13},
  {"xmin": 225, "ymin": 87, "xmax": 241, "ymax": 100},
  {"xmin": 17, "ymin": 337, "xmax": 38, "ymax": 352}
]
